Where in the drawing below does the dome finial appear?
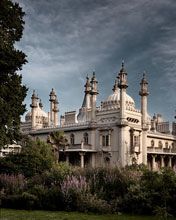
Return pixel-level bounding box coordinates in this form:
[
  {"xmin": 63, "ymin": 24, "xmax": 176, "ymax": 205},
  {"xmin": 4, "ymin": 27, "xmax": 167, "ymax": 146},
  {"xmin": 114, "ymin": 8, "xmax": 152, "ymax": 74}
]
[
  {"xmin": 122, "ymin": 60, "xmax": 124, "ymax": 68},
  {"xmin": 143, "ymin": 71, "xmax": 146, "ymax": 79}
]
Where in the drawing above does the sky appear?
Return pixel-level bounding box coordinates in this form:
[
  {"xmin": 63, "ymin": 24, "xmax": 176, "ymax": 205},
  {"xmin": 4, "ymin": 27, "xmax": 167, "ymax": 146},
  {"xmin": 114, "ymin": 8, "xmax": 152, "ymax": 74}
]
[{"xmin": 15, "ymin": 0, "xmax": 176, "ymax": 123}]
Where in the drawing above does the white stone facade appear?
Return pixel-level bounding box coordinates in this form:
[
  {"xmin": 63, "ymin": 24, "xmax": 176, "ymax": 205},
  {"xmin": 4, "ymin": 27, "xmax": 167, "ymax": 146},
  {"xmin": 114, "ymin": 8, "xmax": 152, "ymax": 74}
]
[{"xmin": 21, "ymin": 64, "xmax": 176, "ymax": 170}]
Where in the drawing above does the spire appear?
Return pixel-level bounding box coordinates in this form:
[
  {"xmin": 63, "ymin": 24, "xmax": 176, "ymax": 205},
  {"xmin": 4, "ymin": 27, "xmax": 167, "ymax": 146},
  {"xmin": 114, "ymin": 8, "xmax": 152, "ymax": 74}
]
[
  {"xmin": 139, "ymin": 72, "xmax": 149, "ymax": 96},
  {"xmin": 49, "ymin": 88, "xmax": 56, "ymax": 102},
  {"xmin": 84, "ymin": 75, "xmax": 91, "ymax": 94},
  {"xmin": 120, "ymin": 60, "xmax": 126, "ymax": 73},
  {"xmin": 39, "ymin": 99, "xmax": 43, "ymax": 109},
  {"xmin": 112, "ymin": 79, "xmax": 118, "ymax": 93},
  {"xmin": 81, "ymin": 75, "xmax": 91, "ymax": 108},
  {"xmin": 91, "ymin": 71, "xmax": 98, "ymax": 95},
  {"xmin": 118, "ymin": 61, "xmax": 128, "ymax": 89},
  {"xmin": 30, "ymin": 90, "xmax": 38, "ymax": 108}
]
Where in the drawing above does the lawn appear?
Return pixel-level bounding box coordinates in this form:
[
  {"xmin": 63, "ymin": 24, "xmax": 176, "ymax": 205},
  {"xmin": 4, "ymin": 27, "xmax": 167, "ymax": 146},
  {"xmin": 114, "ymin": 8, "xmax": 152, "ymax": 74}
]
[{"xmin": 0, "ymin": 209, "xmax": 175, "ymax": 220}]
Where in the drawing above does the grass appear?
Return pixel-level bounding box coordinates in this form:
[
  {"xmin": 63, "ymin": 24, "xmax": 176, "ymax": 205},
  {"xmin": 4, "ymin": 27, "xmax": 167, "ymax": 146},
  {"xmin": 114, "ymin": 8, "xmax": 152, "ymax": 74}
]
[{"xmin": 0, "ymin": 209, "xmax": 174, "ymax": 220}]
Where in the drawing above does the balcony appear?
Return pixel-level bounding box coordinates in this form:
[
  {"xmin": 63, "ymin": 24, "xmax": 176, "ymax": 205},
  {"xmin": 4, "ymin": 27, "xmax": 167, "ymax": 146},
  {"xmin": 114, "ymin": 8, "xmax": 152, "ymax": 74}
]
[
  {"xmin": 64, "ymin": 143, "xmax": 96, "ymax": 152},
  {"xmin": 147, "ymin": 146, "xmax": 176, "ymax": 155}
]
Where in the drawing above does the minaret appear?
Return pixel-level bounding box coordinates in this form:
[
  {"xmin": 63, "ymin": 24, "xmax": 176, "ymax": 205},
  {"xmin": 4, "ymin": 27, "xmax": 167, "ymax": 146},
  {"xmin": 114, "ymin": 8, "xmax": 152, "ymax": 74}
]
[
  {"xmin": 90, "ymin": 72, "xmax": 98, "ymax": 121},
  {"xmin": 118, "ymin": 62, "xmax": 128, "ymax": 123},
  {"xmin": 53, "ymin": 96, "xmax": 59, "ymax": 127},
  {"xmin": 39, "ymin": 99, "xmax": 43, "ymax": 109},
  {"xmin": 118, "ymin": 62, "xmax": 128, "ymax": 167},
  {"xmin": 77, "ymin": 75, "xmax": 92, "ymax": 122},
  {"xmin": 139, "ymin": 73, "xmax": 149, "ymax": 165},
  {"xmin": 84, "ymin": 75, "xmax": 91, "ymax": 108},
  {"xmin": 30, "ymin": 90, "xmax": 38, "ymax": 129},
  {"xmin": 112, "ymin": 79, "xmax": 119, "ymax": 93},
  {"xmin": 49, "ymin": 88, "xmax": 56, "ymax": 126}
]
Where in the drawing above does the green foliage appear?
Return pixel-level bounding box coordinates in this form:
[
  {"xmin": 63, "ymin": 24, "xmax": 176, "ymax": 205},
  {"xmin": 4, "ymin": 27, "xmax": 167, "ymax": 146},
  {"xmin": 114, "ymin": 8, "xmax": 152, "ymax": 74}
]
[
  {"xmin": 49, "ymin": 131, "xmax": 69, "ymax": 161},
  {"xmin": 0, "ymin": 139, "xmax": 55, "ymax": 177},
  {"xmin": 0, "ymin": 0, "xmax": 27, "ymax": 147},
  {"xmin": 1, "ymin": 165, "xmax": 176, "ymax": 216}
]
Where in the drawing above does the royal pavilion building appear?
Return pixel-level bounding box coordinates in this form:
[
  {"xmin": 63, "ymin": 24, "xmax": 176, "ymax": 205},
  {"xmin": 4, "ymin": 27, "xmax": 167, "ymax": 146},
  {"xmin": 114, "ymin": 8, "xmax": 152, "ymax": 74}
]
[{"xmin": 21, "ymin": 63, "xmax": 176, "ymax": 171}]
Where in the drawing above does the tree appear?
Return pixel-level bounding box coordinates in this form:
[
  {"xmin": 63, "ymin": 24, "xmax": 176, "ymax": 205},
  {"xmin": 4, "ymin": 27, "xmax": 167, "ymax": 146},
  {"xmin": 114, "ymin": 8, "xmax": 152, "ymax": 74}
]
[
  {"xmin": 48, "ymin": 131, "xmax": 69, "ymax": 162},
  {"xmin": 0, "ymin": 138, "xmax": 55, "ymax": 177},
  {"xmin": 0, "ymin": 0, "xmax": 27, "ymax": 147}
]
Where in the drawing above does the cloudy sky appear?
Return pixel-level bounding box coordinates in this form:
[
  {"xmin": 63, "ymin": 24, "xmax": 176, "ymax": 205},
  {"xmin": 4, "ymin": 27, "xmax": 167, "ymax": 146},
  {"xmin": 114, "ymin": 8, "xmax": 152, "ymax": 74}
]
[{"xmin": 15, "ymin": 0, "xmax": 176, "ymax": 122}]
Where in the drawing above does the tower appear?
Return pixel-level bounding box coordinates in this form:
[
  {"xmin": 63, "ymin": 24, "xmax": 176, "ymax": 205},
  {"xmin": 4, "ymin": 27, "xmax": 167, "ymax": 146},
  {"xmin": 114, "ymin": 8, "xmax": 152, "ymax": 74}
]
[
  {"xmin": 118, "ymin": 62, "xmax": 128, "ymax": 167},
  {"xmin": 84, "ymin": 75, "xmax": 91, "ymax": 109},
  {"xmin": 77, "ymin": 75, "xmax": 92, "ymax": 122},
  {"xmin": 90, "ymin": 72, "xmax": 98, "ymax": 122},
  {"xmin": 139, "ymin": 73, "xmax": 149, "ymax": 165},
  {"xmin": 30, "ymin": 90, "xmax": 38, "ymax": 129},
  {"xmin": 49, "ymin": 88, "xmax": 56, "ymax": 126},
  {"xmin": 53, "ymin": 96, "xmax": 59, "ymax": 127}
]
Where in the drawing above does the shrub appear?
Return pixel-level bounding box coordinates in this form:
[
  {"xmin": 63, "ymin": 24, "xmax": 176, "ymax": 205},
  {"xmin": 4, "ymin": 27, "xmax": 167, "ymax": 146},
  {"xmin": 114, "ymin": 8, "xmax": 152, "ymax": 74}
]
[
  {"xmin": 1, "ymin": 192, "xmax": 38, "ymax": 209},
  {"xmin": 0, "ymin": 174, "xmax": 26, "ymax": 194}
]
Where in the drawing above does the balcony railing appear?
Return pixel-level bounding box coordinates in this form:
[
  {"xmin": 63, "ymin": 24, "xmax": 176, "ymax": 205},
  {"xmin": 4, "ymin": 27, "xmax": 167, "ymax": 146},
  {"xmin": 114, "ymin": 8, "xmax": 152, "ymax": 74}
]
[
  {"xmin": 66, "ymin": 144, "xmax": 92, "ymax": 151},
  {"xmin": 147, "ymin": 146, "xmax": 176, "ymax": 154}
]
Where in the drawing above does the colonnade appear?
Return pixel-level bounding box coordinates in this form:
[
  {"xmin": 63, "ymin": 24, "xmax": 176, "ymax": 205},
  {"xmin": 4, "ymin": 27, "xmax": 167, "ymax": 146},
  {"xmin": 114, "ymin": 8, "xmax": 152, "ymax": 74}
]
[{"xmin": 148, "ymin": 154, "xmax": 176, "ymax": 171}]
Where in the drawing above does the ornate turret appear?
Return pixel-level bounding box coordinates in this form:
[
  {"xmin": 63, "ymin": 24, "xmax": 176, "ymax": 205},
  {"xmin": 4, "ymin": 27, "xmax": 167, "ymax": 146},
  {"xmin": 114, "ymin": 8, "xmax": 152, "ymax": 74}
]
[
  {"xmin": 91, "ymin": 72, "xmax": 98, "ymax": 95},
  {"xmin": 139, "ymin": 73, "xmax": 149, "ymax": 97},
  {"xmin": 49, "ymin": 88, "xmax": 56, "ymax": 126},
  {"xmin": 53, "ymin": 96, "xmax": 59, "ymax": 127},
  {"xmin": 39, "ymin": 99, "xmax": 43, "ymax": 109},
  {"xmin": 117, "ymin": 62, "xmax": 128, "ymax": 167},
  {"xmin": 77, "ymin": 75, "xmax": 92, "ymax": 122},
  {"xmin": 112, "ymin": 79, "xmax": 118, "ymax": 93},
  {"xmin": 117, "ymin": 62, "xmax": 128, "ymax": 123},
  {"xmin": 90, "ymin": 72, "xmax": 98, "ymax": 121},
  {"xmin": 30, "ymin": 90, "xmax": 38, "ymax": 129},
  {"xmin": 30, "ymin": 90, "xmax": 38, "ymax": 108},
  {"xmin": 82, "ymin": 75, "xmax": 91, "ymax": 108},
  {"xmin": 139, "ymin": 72, "xmax": 149, "ymax": 165},
  {"xmin": 139, "ymin": 72, "xmax": 149, "ymax": 127},
  {"xmin": 118, "ymin": 61, "xmax": 128, "ymax": 89},
  {"xmin": 85, "ymin": 75, "xmax": 91, "ymax": 95},
  {"xmin": 49, "ymin": 88, "xmax": 56, "ymax": 102}
]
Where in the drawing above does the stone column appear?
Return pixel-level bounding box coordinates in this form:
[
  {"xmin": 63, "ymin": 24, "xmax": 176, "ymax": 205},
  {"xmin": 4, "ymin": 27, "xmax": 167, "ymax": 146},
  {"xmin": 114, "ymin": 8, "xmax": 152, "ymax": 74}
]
[
  {"xmin": 66, "ymin": 153, "xmax": 69, "ymax": 164},
  {"xmin": 100, "ymin": 133, "xmax": 102, "ymax": 146},
  {"xmin": 168, "ymin": 156, "xmax": 172, "ymax": 168},
  {"xmin": 139, "ymin": 73, "xmax": 149, "ymax": 165},
  {"xmin": 79, "ymin": 152, "xmax": 85, "ymax": 168},
  {"xmin": 152, "ymin": 155, "xmax": 156, "ymax": 171},
  {"xmin": 108, "ymin": 132, "xmax": 111, "ymax": 146},
  {"xmin": 161, "ymin": 155, "xmax": 165, "ymax": 168}
]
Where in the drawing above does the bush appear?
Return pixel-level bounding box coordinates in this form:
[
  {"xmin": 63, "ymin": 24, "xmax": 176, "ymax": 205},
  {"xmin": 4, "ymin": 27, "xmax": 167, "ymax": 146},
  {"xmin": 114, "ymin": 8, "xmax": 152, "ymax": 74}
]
[
  {"xmin": 1, "ymin": 192, "xmax": 38, "ymax": 209},
  {"xmin": 0, "ymin": 174, "xmax": 26, "ymax": 194}
]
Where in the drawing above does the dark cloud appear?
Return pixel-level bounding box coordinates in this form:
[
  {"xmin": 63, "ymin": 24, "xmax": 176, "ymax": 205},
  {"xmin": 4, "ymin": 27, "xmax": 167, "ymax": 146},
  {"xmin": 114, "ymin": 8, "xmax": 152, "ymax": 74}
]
[{"xmin": 15, "ymin": 0, "xmax": 176, "ymax": 122}]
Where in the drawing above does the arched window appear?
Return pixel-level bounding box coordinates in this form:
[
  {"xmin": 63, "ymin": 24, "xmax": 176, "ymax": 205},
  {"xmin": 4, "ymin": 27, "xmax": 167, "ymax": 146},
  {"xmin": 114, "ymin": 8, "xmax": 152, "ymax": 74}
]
[
  {"xmin": 70, "ymin": 133, "xmax": 75, "ymax": 145},
  {"xmin": 158, "ymin": 141, "xmax": 163, "ymax": 148},
  {"xmin": 83, "ymin": 133, "xmax": 88, "ymax": 145},
  {"xmin": 151, "ymin": 140, "xmax": 154, "ymax": 147}
]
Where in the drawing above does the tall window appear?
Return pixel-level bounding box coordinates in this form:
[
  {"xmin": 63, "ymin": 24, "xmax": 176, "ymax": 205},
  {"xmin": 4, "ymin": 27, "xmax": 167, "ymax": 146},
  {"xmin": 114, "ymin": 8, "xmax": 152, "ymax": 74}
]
[
  {"xmin": 70, "ymin": 133, "xmax": 75, "ymax": 145},
  {"xmin": 102, "ymin": 135, "xmax": 109, "ymax": 147},
  {"xmin": 134, "ymin": 136, "xmax": 139, "ymax": 146},
  {"xmin": 83, "ymin": 132, "xmax": 88, "ymax": 145}
]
